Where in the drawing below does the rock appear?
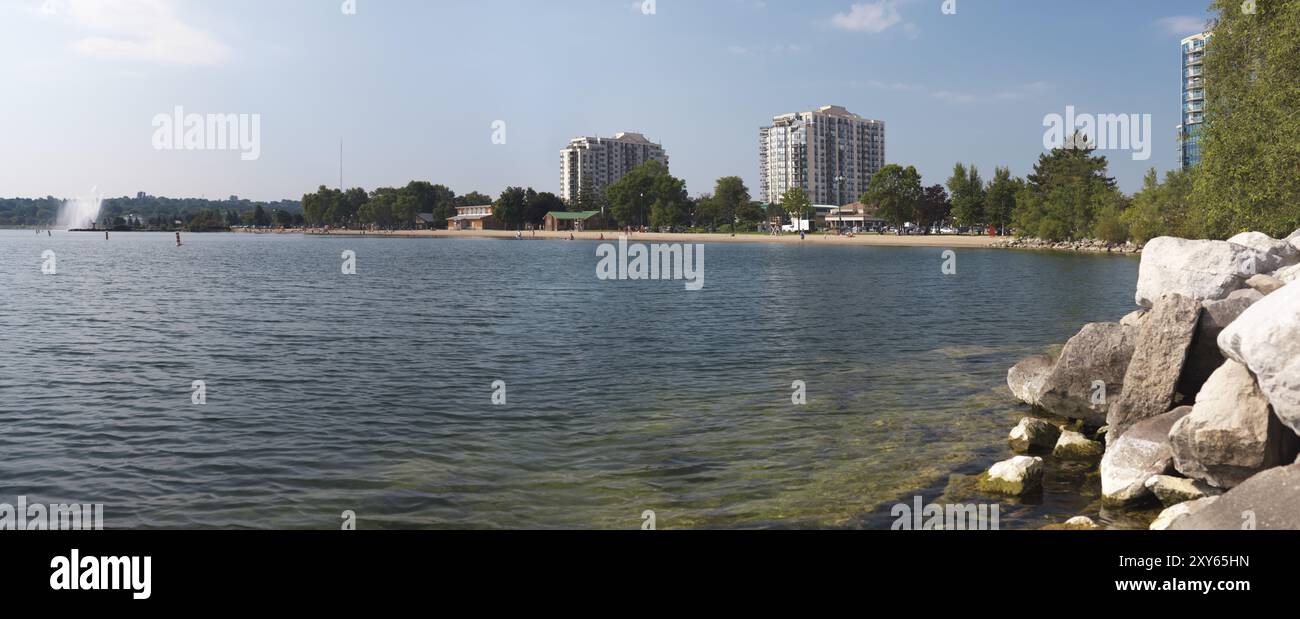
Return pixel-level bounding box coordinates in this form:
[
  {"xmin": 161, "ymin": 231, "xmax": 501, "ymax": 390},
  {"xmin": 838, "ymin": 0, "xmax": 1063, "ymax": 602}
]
[
  {"xmin": 977, "ymin": 456, "xmax": 1044, "ymax": 496},
  {"xmin": 1007, "ymin": 354, "xmax": 1054, "ymax": 407},
  {"xmin": 1135, "ymin": 237, "xmax": 1260, "ymax": 308},
  {"xmin": 1172, "ymin": 463, "xmax": 1300, "ymax": 530},
  {"xmin": 1218, "ymin": 282, "xmax": 1300, "ymax": 435},
  {"xmin": 1053, "ymin": 429, "xmax": 1104, "ymax": 460},
  {"xmin": 1037, "ymin": 323, "xmax": 1137, "ymax": 425},
  {"xmin": 1107, "ymin": 294, "xmax": 1201, "ymax": 438},
  {"xmin": 1178, "ymin": 289, "xmax": 1264, "ymax": 400},
  {"xmin": 1063, "ymin": 516, "xmax": 1101, "ymax": 530},
  {"xmin": 1120, "ymin": 309, "xmax": 1147, "ymax": 327},
  {"xmin": 1101, "ymin": 407, "xmax": 1191, "ymax": 505},
  {"xmin": 1275, "ymin": 263, "xmax": 1300, "ymax": 284},
  {"xmin": 1170, "ymin": 360, "xmax": 1297, "ymax": 488},
  {"xmin": 1143, "ymin": 474, "xmax": 1215, "ymax": 506},
  {"xmin": 1150, "ymin": 496, "xmax": 1219, "ymax": 530},
  {"xmin": 1245, "ymin": 273, "xmax": 1286, "ymax": 295},
  {"xmin": 1008, "ymin": 417, "xmax": 1060, "ymax": 453},
  {"xmin": 1227, "ymin": 231, "xmax": 1300, "ymax": 273}
]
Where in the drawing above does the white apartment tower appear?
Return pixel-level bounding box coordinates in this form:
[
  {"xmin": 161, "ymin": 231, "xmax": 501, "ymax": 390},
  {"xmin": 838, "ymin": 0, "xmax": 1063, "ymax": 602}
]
[
  {"xmin": 759, "ymin": 105, "xmax": 885, "ymax": 206},
  {"xmin": 560, "ymin": 132, "xmax": 668, "ymax": 203}
]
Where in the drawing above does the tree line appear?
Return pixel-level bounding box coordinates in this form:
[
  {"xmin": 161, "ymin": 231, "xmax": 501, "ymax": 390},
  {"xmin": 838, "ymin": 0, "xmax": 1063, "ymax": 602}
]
[{"xmin": 0, "ymin": 194, "xmax": 301, "ymax": 230}]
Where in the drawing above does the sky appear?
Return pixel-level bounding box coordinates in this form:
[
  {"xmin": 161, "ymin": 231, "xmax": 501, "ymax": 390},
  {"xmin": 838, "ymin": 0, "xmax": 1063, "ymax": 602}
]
[{"xmin": 0, "ymin": 0, "xmax": 1218, "ymax": 202}]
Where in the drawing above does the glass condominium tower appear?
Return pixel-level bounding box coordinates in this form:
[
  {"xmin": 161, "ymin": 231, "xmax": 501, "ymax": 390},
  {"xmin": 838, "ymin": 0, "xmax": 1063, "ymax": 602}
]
[{"xmin": 1178, "ymin": 32, "xmax": 1211, "ymax": 169}]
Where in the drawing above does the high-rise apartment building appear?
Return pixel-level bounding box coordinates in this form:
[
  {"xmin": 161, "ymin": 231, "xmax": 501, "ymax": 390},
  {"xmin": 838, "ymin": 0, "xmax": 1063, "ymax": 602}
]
[
  {"xmin": 759, "ymin": 105, "xmax": 885, "ymax": 206},
  {"xmin": 560, "ymin": 132, "xmax": 668, "ymax": 203},
  {"xmin": 1178, "ymin": 32, "xmax": 1211, "ymax": 169}
]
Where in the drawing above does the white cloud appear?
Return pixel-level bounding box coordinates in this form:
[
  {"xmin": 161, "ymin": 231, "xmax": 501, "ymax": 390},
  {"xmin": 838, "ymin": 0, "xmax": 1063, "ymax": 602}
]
[
  {"xmin": 1156, "ymin": 15, "xmax": 1208, "ymax": 36},
  {"xmin": 831, "ymin": 1, "xmax": 903, "ymax": 34},
  {"xmin": 56, "ymin": 0, "xmax": 230, "ymax": 66}
]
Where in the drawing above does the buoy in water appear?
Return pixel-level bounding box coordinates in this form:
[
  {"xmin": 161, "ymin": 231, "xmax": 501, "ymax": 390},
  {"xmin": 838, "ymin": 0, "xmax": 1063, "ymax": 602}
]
[{"xmin": 175, "ymin": 232, "xmax": 183, "ymax": 247}]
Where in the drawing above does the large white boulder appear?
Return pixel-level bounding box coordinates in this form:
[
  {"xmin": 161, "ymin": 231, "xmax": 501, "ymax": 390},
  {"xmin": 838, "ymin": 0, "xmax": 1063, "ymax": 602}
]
[
  {"xmin": 1275, "ymin": 263, "xmax": 1300, "ymax": 284},
  {"xmin": 1150, "ymin": 496, "xmax": 1219, "ymax": 530},
  {"xmin": 1218, "ymin": 282, "xmax": 1300, "ymax": 435},
  {"xmin": 1170, "ymin": 360, "xmax": 1296, "ymax": 488},
  {"xmin": 1135, "ymin": 237, "xmax": 1260, "ymax": 308},
  {"xmin": 1008, "ymin": 417, "xmax": 1060, "ymax": 453},
  {"xmin": 1107, "ymin": 294, "xmax": 1201, "ymax": 439},
  {"xmin": 1172, "ymin": 463, "xmax": 1300, "ymax": 530},
  {"xmin": 1227, "ymin": 231, "xmax": 1299, "ymax": 273}
]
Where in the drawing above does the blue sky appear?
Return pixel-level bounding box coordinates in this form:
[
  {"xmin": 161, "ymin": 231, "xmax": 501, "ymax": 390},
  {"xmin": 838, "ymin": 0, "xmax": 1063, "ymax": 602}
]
[{"xmin": 0, "ymin": 0, "xmax": 1216, "ymax": 202}]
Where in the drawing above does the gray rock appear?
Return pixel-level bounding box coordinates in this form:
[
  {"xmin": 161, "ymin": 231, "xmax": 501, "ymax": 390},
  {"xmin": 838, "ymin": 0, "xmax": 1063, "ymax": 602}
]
[
  {"xmin": 1054, "ymin": 429, "xmax": 1104, "ymax": 460},
  {"xmin": 1172, "ymin": 463, "xmax": 1300, "ymax": 530},
  {"xmin": 1218, "ymin": 282, "xmax": 1300, "ymax": 435},
  {"xmin": 1143, "ymin": 474, "xmax": 1216, "ymax": 506},
  {"xmin": 1101, "ymin": 407, "xmax": 1192, "ymax": 505},
  {"xmin": 1037, "ymin": 323, "xmax": 1137, "ymax": 425},
  {"xmin": 1245, "ymin": 274, "xmax": 1286, "ymax": 295},
  {"xmin": 1170, "ymin": 360, "xmax": 1296, "ymax": 488},
  {"xmin": 1150, "ymin": 497, "xmax": 1219, "ymax": 530},
  {"xmin": 1135, "ymin": 237, "xmax": 1261, "ymax": 308},
  {"xmin": 977, "ymin": 456, "xmax": 1044, "ymax": 496},
  {"xmin": 1179, "ymin": 289, "xmax": 1264, "ymax": 399},
  {"xmin": 1007, "ymin": 354, "xmax": 1054, "ymax": 407},
  {"xmin": 1227, "ymin": 231, "xmax": 1300, "ymax": 273},
  {"xmin": 1008, "ymin": 417, "xmax": 1060, "ymax": 453},
  {"xmin": 1107, "ymin": 294, "xmax": 1201, "ymax": 438},
  {"xmin": 1120, "ymin": 309, "xmax": 1147, "ymax": 327}
]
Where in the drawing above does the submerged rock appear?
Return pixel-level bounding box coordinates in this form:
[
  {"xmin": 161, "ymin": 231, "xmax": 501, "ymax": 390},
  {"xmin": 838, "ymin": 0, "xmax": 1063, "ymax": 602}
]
[
  {"xmin": 1107, "ymin": 294, "xmax": 1201, "ymax": 438},
  {"xmin": 1150, "ymin": 496, "xmax": 1219, "ymax": 530},
  {"xmin": 1054, "ymin": 429, "xmax": 1104, "ymax": 460},
  {"xmin": 1170, "ymin": 360, "xmax": 1296, "ymax": 488},
  {"xmin": 1007, "ymin": 354, "xmax": 1055, "ymax": 407},
  {"xmin": 1101, "ymin": 407, "xmax": 1191, "ymax": 505},
  {"xmin": 1037, "ymin": 323, "xmax": 1137, "ymax": 425},
  {"xmin": 1218, "ymin": 282, "xmax": 1300, "ymax": 435},
  {"xmin": 1008, "ymin": 417, "xmax": 1060, "ymax": 453},
  {"xmin": 978, "ymin": 456, "xmax": 1044, "ymax": 496},
  {"xmin": 1172, "ymin": 463, "xmax": 1300, "ymax": 530},
  {"xmin": 1135, "ymin": 237, "xmax": 1260, "ymax": 308}
]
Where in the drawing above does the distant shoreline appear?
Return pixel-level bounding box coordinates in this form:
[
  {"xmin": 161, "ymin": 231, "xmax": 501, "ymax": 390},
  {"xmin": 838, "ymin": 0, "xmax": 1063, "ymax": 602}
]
[{"xmin": 299, "ymin": 228, "xmax": 1005, "ymax": 248}]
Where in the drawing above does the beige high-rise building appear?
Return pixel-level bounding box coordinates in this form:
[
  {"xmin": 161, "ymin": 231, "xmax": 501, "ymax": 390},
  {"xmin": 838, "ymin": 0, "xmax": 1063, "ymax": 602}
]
[
  {"xmin": 759, "ymin": 105, "xmax": 885, "ymax": 206},
  {"xmin": 560, "ymin": 132, "xmax": 668, "ymax": 204}
]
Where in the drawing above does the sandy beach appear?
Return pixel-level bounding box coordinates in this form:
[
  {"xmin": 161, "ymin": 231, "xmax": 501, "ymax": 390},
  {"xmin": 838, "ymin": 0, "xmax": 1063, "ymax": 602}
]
[{"xmin": 299, "ymin": 228, "xmax": 1005, "ymax": 248}]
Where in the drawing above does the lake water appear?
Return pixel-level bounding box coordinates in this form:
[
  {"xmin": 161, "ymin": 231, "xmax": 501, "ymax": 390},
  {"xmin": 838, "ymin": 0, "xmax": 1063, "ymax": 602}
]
[{"xmin": 0, "ymin": 230, "xmax": 1141, "ymax": 529}]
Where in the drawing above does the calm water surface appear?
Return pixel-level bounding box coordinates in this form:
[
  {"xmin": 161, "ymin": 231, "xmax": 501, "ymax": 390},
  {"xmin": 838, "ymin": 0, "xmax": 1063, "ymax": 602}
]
[{"xmin": 0, "ymin": 230, "xmax": 1139, "ymax": 529}]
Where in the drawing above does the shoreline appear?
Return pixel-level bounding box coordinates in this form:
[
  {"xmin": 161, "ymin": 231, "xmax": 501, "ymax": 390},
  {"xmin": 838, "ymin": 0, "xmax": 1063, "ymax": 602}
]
[{"xmin": 298, "ymin": 228, "xmax": 1005, "ymax": 248}]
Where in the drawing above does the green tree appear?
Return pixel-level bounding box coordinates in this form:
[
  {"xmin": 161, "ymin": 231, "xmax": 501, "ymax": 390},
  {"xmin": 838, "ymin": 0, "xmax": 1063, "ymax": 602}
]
[
  {"xmin": 862, "ymin": 165, "xmax": 923, "ymax": 228},
  {"xmin": 253, "ymin": 204, "xmax": 271, "ymax": 227},
  {"xmin": 983, "ymin": 167, "xmax": 1023, "ymax": 236},
  {"xmin": 606, "ymin": 160, "xmax": 683, "ymax": 229},
  {"xmin": 524, "ymin": 191, "xmax": 566, "ymax": 226},
  {"xmin": 1124, "ymin": 168, "xmax": 1197, "ymax": 243},
  {"xmin": 493, "ymin": 187, "xmax": 530, "ymax": 229},
  {"xmin": 1011, "ymin": 139, "xmax": 1119, "ymax": 241},
  {"xmin": 915, "ymin": 184, "xmax": 951, "ymax": 233},
  {"xmin": 359, "ymin": 187, "xmax": 399, "ymax": 229},
  {"xmin": 947, "ymin": 163, "xmax": 986, "ymax": 227},
  {"xmin": 713, "ymin": 176, "xmax": 751, "ymax": 234},
  {"xmin": 779, "ymin": 187, "xmax": 813, "ymax": 228},
  {"xmin": 1191, "ymin": 0, "xmax": 1300, "ymax": 238}
]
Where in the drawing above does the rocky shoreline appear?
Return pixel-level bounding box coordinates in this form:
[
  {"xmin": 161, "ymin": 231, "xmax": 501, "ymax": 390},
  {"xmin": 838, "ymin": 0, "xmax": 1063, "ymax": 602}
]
[
  {"xmin": 991, "ymin": 237, "xmax": 1143, "ymax": 255},
  {"xmin": 991, "ymin": 231, "xmax": 1300, "ymax": 529}
]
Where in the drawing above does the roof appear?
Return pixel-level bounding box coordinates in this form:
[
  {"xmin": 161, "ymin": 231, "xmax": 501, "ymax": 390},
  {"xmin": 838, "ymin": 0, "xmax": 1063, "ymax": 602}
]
[
  {"xmin": 416, "ymin": 213, "xmax": 436, "ymax": 223},
  {"xmin": 545, "ymin": 210, "xmax": 600, "ymax": 220},
  {"xmin": 448, "ymin": 214, "xmax": 493, "ymax": 221}
]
